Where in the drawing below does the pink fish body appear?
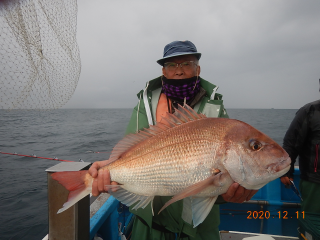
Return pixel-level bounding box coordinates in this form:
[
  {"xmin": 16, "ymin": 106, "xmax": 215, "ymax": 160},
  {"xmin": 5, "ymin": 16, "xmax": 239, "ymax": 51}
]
[{"xmin": 52, "ymin": 105, "xmax": 290, "ymax": 227}]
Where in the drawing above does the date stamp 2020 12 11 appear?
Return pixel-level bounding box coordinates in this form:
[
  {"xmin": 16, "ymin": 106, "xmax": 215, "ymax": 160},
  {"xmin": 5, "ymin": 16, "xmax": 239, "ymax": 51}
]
[{"xmin": 247, "ymin": 211, "xmax": 305, "ymax": 219}]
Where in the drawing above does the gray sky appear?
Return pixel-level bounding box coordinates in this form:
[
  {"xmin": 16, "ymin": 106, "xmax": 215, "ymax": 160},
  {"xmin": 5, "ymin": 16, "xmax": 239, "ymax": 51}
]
[{"xmin": 63, "ymin": 0, "xmax": 320, "ymax": 109}]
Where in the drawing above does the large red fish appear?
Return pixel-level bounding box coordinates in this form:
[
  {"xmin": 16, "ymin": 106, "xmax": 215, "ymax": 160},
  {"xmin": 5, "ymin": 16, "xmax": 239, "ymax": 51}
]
[{"xmin": 52, "ymin": 105, "xmax": 290, "ymax": 227}]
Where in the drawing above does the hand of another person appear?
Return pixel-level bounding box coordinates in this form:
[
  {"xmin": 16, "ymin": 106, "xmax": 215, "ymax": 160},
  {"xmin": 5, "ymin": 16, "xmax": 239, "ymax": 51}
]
[
  {"xmin": 221, "ymin": 183, "xmax": 258, "ymax": 203},
  {"xmin": 88, "ymin": 160, "xmax": 119, "ymax": 196},
  {"xmin": 280, "ymin": 176, "xmax": 293, "ymax": 186}
]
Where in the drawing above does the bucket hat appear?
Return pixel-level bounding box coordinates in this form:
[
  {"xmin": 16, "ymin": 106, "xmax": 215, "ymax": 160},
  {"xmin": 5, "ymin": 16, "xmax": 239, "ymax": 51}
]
[{"xmin": 157, "ymin": 40, "xmax": 201, "ymax": 66}]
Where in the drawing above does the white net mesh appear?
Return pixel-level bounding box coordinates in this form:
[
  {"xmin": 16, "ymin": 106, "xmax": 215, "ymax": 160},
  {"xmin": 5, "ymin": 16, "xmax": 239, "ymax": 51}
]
[{"xmin": 0, "ymin": 0, "xmax": 81, "ymax": 109}]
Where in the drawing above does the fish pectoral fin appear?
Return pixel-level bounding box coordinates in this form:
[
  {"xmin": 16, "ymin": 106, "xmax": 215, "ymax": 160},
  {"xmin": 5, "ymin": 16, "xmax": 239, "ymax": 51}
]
[
  {"xmin": 158, "ymin": 172, "xmax": 222, "ymax": 215},
  {"xmin": 108, "ymin": 187, "xmax": 154, "ymax": 211},
  {"xmin": 191, "ymin": 196, "xmax": 218, "ymax": 227},
  {"xmin": 182, "ymin": 198, "xmax": 193, "ymax": 224}
]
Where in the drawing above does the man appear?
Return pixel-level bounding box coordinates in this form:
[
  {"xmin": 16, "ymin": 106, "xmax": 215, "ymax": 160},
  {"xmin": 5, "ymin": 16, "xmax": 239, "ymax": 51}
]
[
  {"xmin": 280, "ymin": 98, "xmax": 320, "ymax": 213},
  {"xmin": 89, "ymin": 40, "xmax": 258, "ymax": 239}
]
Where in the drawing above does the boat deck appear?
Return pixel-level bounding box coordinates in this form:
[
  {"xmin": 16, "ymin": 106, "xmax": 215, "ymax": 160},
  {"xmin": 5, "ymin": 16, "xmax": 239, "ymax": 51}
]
[{"xmin": 220, "ymin": 231, "xmax": 299, "ymax": 240}]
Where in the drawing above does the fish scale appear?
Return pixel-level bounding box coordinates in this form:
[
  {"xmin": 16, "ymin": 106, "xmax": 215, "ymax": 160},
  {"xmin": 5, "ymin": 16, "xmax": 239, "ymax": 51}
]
[
  {"xmin": 52, "ymin": 105, "xmax": 291, "ymax": 227},
  {"xmin": 107, "ymin": 119, "xmax": 227, "ymax": 196}
]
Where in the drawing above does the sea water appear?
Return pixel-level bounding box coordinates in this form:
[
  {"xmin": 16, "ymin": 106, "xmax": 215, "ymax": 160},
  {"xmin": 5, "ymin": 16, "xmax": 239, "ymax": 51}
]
[{"xmin": 0, "ymin": 108, "xmax": 297, "ymax": 240}]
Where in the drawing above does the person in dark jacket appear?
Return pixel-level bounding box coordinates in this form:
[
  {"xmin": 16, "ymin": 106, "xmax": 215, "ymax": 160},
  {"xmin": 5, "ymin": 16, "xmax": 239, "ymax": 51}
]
[{"xmin": 280, "ymin": 99, "xmax": 320, "ymax": 213}]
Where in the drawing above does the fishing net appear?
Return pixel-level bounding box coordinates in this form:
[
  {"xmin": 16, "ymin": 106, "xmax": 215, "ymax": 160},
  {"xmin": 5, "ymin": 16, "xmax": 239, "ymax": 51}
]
[{"xmin": 0, "ymin": 0, "xmax": 81, "ymax": 109}]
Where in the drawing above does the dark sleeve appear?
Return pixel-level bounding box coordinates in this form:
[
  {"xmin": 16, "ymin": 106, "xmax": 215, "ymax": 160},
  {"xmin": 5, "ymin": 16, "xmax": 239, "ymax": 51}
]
[
  {"xmin": 215, "ymin": 195, "xmax": 227, "ymax": 204},
  {"xmin": 282, "ymin": 107, "xmax": 309, "ymax": 178}
]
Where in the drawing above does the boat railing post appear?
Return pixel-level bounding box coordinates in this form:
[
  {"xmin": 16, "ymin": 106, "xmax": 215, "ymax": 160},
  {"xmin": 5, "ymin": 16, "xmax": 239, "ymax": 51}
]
[{"xmin": 46, "ymin": 162, "xmax": 92, "ymax": 240}]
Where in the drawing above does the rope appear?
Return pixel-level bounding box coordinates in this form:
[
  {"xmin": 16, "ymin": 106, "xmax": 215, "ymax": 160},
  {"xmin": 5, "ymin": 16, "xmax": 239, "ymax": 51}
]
[{"xmin": 315, "ymin": 144, "xmax": 319, "ymax": 172}]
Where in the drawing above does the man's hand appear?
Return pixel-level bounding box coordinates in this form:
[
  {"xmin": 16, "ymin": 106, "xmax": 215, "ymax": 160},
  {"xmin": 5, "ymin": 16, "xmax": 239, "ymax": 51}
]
[
  {"xmin": 88, "ymin": 160, "xmax": 119, "ymax": 197},
  {"xmin": 280, "ymin": 176, "xmax": 293, "ymax": 186},
  {"xmin": 221, "ymin": 183, "xmax": 258, "ymax": 203}
]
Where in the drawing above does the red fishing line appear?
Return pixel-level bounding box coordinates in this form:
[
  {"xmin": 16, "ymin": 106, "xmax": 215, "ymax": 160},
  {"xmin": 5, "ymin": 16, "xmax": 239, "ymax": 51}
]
[{"xmin": 0, "ymin": 151, "xmax": 74, "ymax": 162}]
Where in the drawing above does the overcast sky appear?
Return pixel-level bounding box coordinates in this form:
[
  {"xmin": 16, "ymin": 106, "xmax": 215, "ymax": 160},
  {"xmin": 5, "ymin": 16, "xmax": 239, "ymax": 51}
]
[{"xmin": 63, "ymin": 0, "xmax": 320, "ymax": 109}]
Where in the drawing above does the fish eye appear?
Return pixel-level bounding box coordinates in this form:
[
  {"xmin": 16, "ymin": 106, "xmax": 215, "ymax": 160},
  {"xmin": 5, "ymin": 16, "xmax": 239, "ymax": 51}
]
[{"xmin": 250, "ymin": 140, "xmax": 262, "ymax": 151}]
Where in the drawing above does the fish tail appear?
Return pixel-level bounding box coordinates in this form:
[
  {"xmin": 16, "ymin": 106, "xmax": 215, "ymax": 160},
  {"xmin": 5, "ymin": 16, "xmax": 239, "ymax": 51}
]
[{"xmin": 51, "ymin": 171, "xmax": 93, "ymax": 214}]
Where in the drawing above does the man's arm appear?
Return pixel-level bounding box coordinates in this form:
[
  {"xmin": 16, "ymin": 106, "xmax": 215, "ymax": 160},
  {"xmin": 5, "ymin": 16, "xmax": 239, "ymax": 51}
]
[
  {"xmin": 125, "ymin": 94, "xmax": 150, "ymax": 135},
  {"xmin": 280, "ymin": 106, "xmax": 309, "ymax": 186},
  {"xmin": 282, "ymin": 107, "xmax": 308, "ymax": 179}
]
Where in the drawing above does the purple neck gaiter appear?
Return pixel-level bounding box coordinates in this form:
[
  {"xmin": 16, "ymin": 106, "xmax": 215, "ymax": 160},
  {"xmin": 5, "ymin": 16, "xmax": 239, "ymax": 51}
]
[{"xmin": 162, "ymin": 76, "xmax": 200, "ymax": 102}]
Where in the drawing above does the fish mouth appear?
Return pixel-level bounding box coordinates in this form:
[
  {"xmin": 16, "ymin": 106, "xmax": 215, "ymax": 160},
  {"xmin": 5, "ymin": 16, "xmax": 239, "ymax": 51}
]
[{"xmin": 266, "ymin": 157, "xmax": 291, "ymax": 173}]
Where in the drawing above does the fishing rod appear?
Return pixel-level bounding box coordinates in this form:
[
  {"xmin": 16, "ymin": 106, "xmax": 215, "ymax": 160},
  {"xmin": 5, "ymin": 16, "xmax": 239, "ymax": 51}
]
[
  {"xmin": 1, "ymin": 149, "xmax": 112, "ymax": 162},
  {"xmin": 0, "ymin": 151, "xmax": 74, "ymax": 162},
  {"xmin": 85, "ymin": 150, "xmax": 112, "ymax": 153}
]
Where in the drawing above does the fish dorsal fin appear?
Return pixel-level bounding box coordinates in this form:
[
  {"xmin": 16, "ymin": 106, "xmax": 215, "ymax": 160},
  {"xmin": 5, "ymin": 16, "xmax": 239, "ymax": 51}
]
[
  {"xmin": 108, "ymin": 104, "xmax": 206, "ymax": 162},
  {"xmin": 108, "ymin": 122, "xmax": 170, "ymax": 162},
  {"xmin": 177, "ymin": 104, "xmax": 205, "ymax": 121}
]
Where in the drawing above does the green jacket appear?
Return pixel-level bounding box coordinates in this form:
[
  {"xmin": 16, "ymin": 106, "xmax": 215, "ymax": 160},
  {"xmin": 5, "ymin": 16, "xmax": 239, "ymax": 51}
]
[
  {"xmin": 125, "ymin": 76, "xmax": 228, "ymax": 135},
  {"xmin": 125, "ymin": 76, "xmax": 229, "ymax": 240}
]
